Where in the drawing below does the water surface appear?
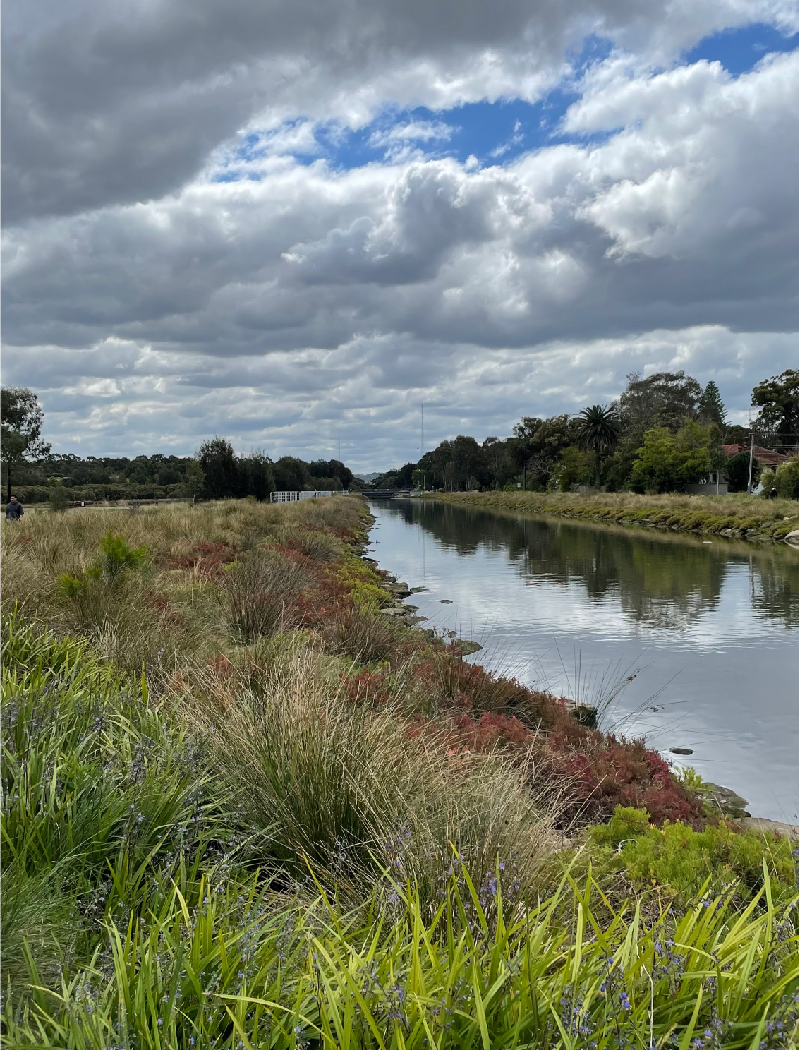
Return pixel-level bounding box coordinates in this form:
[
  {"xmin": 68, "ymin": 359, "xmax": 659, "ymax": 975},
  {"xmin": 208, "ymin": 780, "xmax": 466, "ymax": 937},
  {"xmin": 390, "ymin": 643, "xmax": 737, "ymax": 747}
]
[{"xmin": 368, "ymin": 499, "xmax": 799, "ymax": 822}]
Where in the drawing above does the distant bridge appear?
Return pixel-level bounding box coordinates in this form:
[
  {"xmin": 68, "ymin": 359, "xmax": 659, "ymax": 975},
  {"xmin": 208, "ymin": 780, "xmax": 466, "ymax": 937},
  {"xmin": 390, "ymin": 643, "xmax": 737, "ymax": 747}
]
[{"xmin": 365, "ymin": 489, "xmax": 413, "ymax": 498}]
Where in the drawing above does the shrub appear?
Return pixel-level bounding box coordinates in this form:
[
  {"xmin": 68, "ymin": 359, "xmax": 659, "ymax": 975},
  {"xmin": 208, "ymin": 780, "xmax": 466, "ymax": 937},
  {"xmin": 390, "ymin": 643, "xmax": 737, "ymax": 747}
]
[
  {"xmin": 323, "ymin": 605, "xmax": 402, "ymax": 664},
  {"xmin": 96, "ymin": 531, "xmax": 149, "ymax": 580},
  {"xmin": 589, "ymin": 806, "xmax": 798, "ymax": 910},
  {"xmin": 48, "ymin": 482, "xmax": 70, "ymax": 512},
  {"xmin": 776, "ymin": 456, "xmax": 799, "ymax": 499}
]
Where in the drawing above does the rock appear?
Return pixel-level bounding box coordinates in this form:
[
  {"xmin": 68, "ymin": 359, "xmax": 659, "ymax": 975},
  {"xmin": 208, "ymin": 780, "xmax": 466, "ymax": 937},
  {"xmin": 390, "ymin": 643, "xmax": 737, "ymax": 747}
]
[
  {"xmin": 454, "ymin": 639, "xmax": 483, "ymax": 655},
  {"xmin": 697, "ymin": 782, "xmax": 749, "ymax": 817},
  {"xmin": 379, "ymin": 607, "xmax": 406, "ymax": 616},
  {"xmin": 387, "ymin": 582, "xmax": 411, "ymax": 597},
  {"xmin": 784, "ymin": 529, "xmax": 799, "ymax": 547},
  {"xmin": 410, "ymin": 586, "xmax": 429, "ymax": 593},
  {"xmin": 440, "ymin": 599, "xmax": 453, "ymax": 604},
  {"xmin": 741, "ymin": 817, "xmax": 798, "ymax": 840},
  {"xmin": 669, "ymin": 747, "xmax": 694, "ymax": 755}
]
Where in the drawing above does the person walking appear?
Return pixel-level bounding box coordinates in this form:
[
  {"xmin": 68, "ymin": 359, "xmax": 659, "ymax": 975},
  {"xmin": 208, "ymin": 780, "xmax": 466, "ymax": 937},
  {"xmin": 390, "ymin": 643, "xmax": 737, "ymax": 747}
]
[{"xmin": 5, "ymin": 496, "xmax": 24, "ymax": 521}]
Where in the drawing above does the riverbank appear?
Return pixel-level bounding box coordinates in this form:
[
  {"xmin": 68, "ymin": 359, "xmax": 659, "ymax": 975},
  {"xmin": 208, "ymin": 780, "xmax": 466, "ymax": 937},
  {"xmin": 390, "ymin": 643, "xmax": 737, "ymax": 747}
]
[
  {"xmin": 428, "ymin": 490, "xmax": 799, "ymax": 542},
  {"xmin": 2, "ymin": 498, "xmax": 797, "ymax": 1045}
]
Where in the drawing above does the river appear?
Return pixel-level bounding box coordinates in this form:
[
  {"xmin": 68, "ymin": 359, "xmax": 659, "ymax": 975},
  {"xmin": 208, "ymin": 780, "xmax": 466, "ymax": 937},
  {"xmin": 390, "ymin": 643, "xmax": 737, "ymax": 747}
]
[{"xmin": 367, "ymin": 498, "xmax": 799, "ymax": 822}]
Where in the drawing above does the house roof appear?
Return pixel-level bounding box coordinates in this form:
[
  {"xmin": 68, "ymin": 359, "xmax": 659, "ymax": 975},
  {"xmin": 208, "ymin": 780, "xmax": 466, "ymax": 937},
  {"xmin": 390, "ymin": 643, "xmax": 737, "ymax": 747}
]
[{"xmin": 721, "ymin": 444, "xmax": 790, "ymax": 466}]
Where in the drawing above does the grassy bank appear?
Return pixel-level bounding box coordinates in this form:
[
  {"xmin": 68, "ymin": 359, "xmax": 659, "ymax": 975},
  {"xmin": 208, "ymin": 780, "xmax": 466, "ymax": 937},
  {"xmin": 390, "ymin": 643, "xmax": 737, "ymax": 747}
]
[
  {"xmin": 429, "ymin": 491, "xmax": 798, "ymax": 542},
  {"xmin": 2, "ymin": 498, "xmax": 797, "ymax": 1047}
]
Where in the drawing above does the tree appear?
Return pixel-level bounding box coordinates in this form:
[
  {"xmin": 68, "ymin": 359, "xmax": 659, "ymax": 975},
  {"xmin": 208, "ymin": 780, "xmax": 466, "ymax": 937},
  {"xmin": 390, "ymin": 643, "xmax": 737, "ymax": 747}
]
[
  {"xmin": 725, "ymin": 451, "xmax": 760, "ymax": 494},
  {"xmin": 182, "ymin": 459, "xmax": 206, "ymax": 499},
  {"xmin": 273, "ymin": 456, "xmax": 310, "ymax": 492},
  {"xmin": 1, "ymin": 387, "xmax": 51, "ymax": 501},
  {"xmin": 618, "ymin": 371, "xmax": 703, "ymax": 449},
  {"xmin": 630, "ymin": 420, "xmax": 714, "ymax": 493},
  {"xmin": 775, "ymin": 457, "xmax": 799, "ymax": 499},
  {"xmin": 198, "ymin": 437, "xmax": 238, "ymax": 499},
  {"xmin": 698, "ymin": 381, "xmax": 726, "ymax": 427},
  {"xmin": 751, "ymin": 370, "xmax": 799, "ymax": 450},
  {"xmin": 575, "ymin": 404, "xmax": 620, "ymax": 487},
  {"xmin": 238, "ymin": 451, "xmax": 274, "ymax": 501},
  {"xmin": 555, "ymin": 446, "xmax": 594, "ymax": 491},
  {"xmin": 512, "ymin": 415, "xmax": 576, "ymax": 489}
]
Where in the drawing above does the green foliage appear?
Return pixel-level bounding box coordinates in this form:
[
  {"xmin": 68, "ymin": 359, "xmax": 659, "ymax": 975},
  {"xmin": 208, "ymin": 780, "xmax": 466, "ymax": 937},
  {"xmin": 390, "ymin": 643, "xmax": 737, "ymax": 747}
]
[
  {"xmin": 48, "ymin": 480, "xmax": 70, "ymax": 512},
  {"xmin": 555, "ymin": 445, "xmax": 594, "ymax": 491},
  {"xmin": 97, "ymin": 531, "xmax": 149, "ymax": 580},
  {"xmin": 336, "ymin": 553, "xmax": 391, "ymax": 610},
  {"xmin": 589, "ymin": 806, "xmax": 798, "ymax": 910},
  {"xmin": 56, "ymin": 534, "xmax": 149, "ymax": 624},
  {"xmin": 198, "ymin": 436, "xmax": 238, "ymax": 499},
  {"xmin": 1, "ymin": 387, "xmax": 50, "ymax": 500},
  {"xmin": 698, "ymin": 380, "xmax": 727, "ymax": 426},
  {"xmin": 630, "ymin": 420, "xmax": 716, "ymax": 493},
  {"xmin": 752, "ymin": 369, "xmax": 799, "ymax": 448},
  {"xmin": 3, "ymin": 849, "xmax": 797, "ymax": 1048},
  {"xmin": 618, "ymin": 371, "xmax": 704, "ymax": 449},
  {"xmin": 726, "ymin": 451, "xmax": 760, "ymax": 493},
  {"xmin": 775, "ymin": 456, "xmax": 799, "ymax": 500}
]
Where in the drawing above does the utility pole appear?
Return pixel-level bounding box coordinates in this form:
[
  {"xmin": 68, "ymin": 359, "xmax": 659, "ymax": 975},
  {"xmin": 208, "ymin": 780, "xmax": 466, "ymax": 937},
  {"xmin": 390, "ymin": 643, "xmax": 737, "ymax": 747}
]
[
  {"xmin": 337, "ymin": 417, "xmax": 341, "ymax": 463},
  {"xmin": 420, "ymin": 403, "xmax": 425, "ymax": 492},
  {"xmin": 747, "ymin": 410, "xmax": 755, "ymax": 494}
]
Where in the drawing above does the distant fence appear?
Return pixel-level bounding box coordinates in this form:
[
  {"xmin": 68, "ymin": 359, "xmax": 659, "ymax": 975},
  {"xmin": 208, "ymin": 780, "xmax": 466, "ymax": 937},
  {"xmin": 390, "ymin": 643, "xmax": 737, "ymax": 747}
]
[{"xmin": 270, "ymin": 490, "xmax": 340, "ymax": 503}]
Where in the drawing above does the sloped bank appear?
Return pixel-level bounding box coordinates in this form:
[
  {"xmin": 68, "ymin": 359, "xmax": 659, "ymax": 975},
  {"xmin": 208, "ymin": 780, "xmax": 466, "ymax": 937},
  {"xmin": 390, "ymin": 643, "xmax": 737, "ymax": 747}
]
[{"xmin": 429, "ymin": 490, "xmax": 799, "ymax": 543}]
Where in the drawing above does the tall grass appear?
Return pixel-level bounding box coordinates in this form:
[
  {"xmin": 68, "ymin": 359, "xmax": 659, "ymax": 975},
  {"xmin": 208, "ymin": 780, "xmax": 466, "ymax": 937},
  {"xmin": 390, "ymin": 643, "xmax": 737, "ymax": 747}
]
[{"xmin": 173, "ymin": 649, "xmax": 559, "ymax": 909}]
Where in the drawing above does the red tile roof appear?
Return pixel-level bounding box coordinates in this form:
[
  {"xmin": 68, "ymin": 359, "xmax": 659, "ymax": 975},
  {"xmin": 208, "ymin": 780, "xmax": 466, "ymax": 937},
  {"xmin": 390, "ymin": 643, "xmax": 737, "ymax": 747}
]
[{"xmin": 721, "ymin": 444, "xmax": 789, "ymax": 466}]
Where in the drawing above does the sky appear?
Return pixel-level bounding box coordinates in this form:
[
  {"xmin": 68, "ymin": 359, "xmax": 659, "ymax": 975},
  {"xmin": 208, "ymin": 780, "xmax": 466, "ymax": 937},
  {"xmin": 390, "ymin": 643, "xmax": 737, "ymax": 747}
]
[{"xmin": 2, "ymin": 0, "xmax": 798, "ymax": 472}]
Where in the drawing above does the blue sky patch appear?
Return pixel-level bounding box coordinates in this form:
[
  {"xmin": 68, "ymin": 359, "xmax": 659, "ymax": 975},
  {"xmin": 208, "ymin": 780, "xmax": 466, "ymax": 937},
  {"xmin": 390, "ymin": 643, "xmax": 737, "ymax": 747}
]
[
  {"xmin": 684, "ymin": 22, "xmax": 798, "ymax": 76},
  {"xmin": 211, "ymin": 24, "xmax": 797, "ymax": 182}
]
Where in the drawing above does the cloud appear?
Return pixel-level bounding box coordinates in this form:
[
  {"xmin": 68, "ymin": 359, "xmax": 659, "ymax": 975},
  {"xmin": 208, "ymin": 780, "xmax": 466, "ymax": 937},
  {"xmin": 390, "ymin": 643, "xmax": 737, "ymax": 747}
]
[
  {"xmin": 3, "ymin": 0, "xmax": 795, "ymax": 224},
  {"xmin": 4, "ymin": 327, "xmax": 794, "ymax": 469},
  {"xmin": 2, "ymin": 0, "xmax": 797, "ymax": 467}
]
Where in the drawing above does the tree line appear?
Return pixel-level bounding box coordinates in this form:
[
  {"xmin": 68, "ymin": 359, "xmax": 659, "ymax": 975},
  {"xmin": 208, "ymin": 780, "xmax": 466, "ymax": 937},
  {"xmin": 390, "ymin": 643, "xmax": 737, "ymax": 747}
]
[
  {"xmin": 371, "ymin": 370, "xmax": 799, "ymax": 496},
  {"xmin": 0, "ymin": 396, "xmax": 354, "ymax": 503}
]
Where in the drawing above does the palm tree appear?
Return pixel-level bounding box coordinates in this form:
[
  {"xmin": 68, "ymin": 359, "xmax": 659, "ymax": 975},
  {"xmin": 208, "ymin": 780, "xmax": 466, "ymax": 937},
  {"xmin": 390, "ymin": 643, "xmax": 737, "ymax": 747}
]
[{"xmin": 575, "ymin": 404, "xmax": 621, "ymax": 488}]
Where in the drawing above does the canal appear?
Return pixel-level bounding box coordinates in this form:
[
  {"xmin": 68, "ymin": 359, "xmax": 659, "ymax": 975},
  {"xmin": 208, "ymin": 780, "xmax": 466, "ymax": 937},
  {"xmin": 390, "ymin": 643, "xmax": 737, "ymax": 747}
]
[{"xmin": 368, "ymin": 498, "xmax": 799, "ymax": 822}]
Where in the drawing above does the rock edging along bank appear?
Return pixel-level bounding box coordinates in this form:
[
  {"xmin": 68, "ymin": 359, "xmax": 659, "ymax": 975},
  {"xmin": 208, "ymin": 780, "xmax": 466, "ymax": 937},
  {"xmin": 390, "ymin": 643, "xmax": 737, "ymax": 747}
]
[{"xmin": 426, "ymin": 492, "xmax": 798, "ymax": 544}]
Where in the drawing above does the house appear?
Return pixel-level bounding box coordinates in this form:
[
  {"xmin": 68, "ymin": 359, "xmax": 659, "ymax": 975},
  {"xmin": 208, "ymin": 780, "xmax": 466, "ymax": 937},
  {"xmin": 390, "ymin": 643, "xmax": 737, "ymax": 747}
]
[{"xmin": 721, "ymin": 444, "xmax": 790, "ymax": 467}]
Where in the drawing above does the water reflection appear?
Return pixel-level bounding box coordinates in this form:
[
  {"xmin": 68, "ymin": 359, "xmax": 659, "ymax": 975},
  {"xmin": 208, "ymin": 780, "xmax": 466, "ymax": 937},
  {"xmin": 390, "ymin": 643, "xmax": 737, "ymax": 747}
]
[
  {"xmin": 380, "ymin": 500, "xmax": 798, "ymax": 632},
  {"xmin": 369, "ymin": 499, "xmax": 798, "ymax": 821}
]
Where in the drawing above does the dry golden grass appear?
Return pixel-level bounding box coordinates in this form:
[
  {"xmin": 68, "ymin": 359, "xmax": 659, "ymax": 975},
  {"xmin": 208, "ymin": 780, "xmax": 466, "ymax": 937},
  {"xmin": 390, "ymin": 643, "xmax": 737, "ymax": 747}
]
[{"xmin": 0, "ymin": 497, "xmax": 367, "ymax": 671}]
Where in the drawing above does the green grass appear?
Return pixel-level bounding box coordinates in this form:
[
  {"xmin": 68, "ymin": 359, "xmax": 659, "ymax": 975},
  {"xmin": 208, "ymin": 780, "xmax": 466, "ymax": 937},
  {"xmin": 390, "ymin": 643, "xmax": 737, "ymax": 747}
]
[{"xmin": 431, "ymin": 492, "xmax": 798, "ymax": 542}]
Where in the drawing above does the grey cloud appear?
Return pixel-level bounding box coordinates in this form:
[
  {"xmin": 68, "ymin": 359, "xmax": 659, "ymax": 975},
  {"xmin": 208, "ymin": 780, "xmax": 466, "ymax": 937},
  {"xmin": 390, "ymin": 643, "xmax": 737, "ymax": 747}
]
[
  {"xmin": 6, "ymin": 49, "xmax": 795, "ymax": 363},
  {"xmin": 4, "ymin": 0, "xmax": 793, "ymax": 224}
]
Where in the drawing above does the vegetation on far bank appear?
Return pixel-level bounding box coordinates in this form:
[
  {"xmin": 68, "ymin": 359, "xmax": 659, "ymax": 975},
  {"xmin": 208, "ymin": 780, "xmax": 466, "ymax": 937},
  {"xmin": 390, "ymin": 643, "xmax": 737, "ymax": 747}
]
[
  {"xmin": 2, "ymin": 498, "xmax": 797, "ymax": 1046},
  {"xmin": 371, "ymin": 370, "xmax": 799, "ymax": 500},
  {"xmin": 428, "ymin": 490, "xmax": 799, "ymax": 542}
]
